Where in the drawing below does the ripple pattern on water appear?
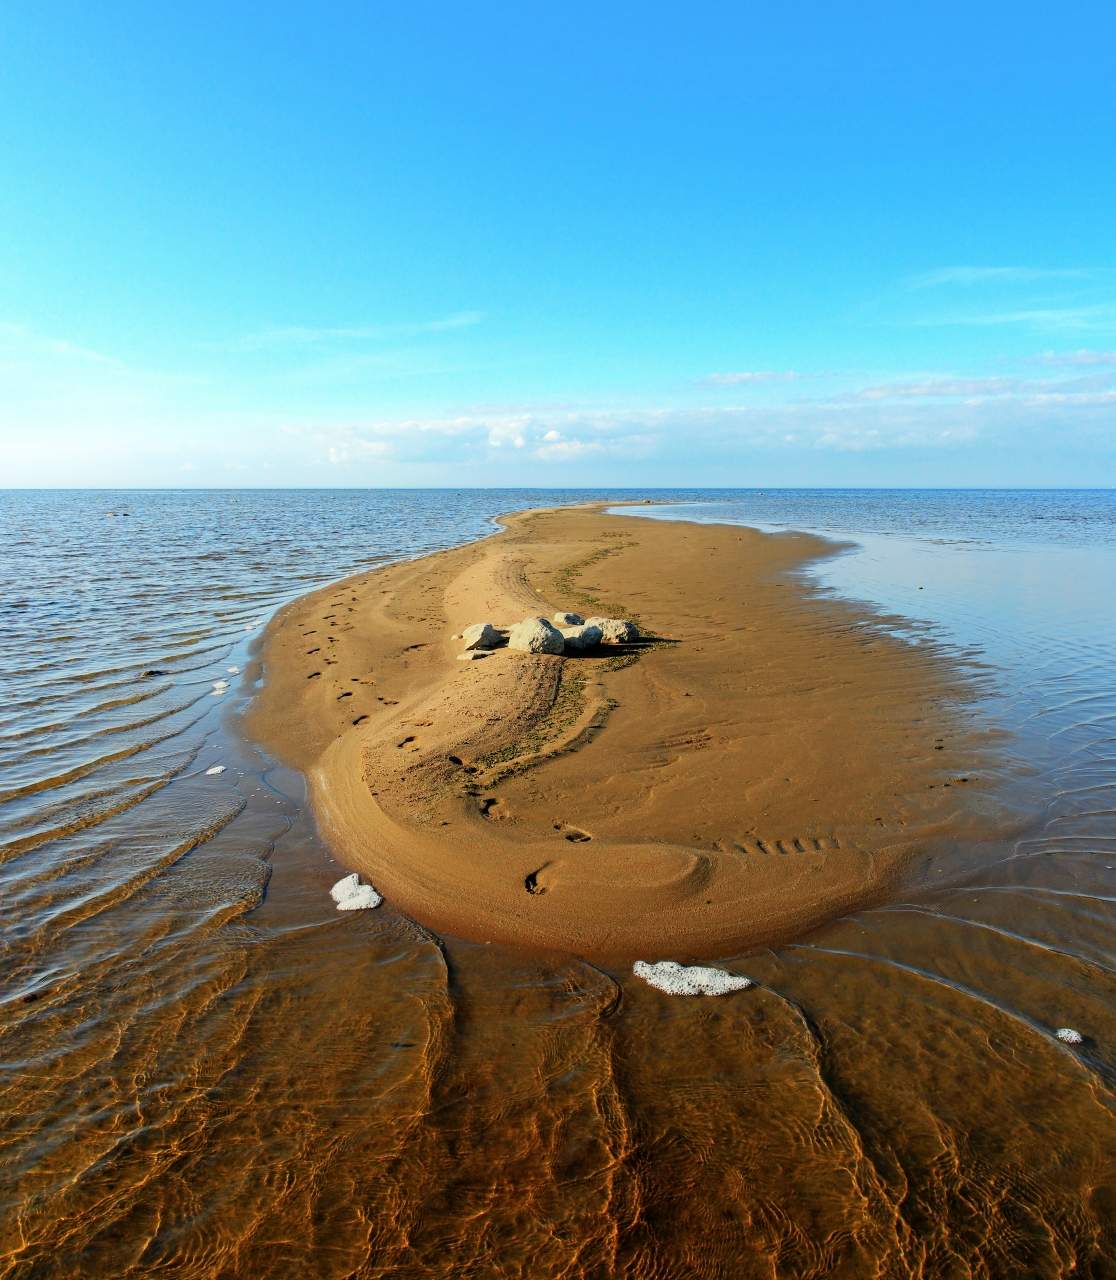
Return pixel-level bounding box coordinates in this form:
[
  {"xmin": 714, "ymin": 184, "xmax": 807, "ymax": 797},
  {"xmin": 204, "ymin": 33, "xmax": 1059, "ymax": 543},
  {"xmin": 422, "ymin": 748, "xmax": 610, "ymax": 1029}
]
[{"xmin": 2, "ymin": 488, "xmax": 1115, "ymax": 1277}]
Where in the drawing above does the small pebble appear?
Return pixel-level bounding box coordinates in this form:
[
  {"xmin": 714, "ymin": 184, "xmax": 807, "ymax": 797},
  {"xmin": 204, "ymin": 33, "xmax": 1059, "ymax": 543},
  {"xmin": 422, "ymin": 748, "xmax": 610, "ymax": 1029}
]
[
  {"xmin": 1055, "ymin": 1027, "xmax": 1083, "ymax": 1045},
  {"xmin": 205, "ymin": 765, "xmax": 226, "ymax": 776}
]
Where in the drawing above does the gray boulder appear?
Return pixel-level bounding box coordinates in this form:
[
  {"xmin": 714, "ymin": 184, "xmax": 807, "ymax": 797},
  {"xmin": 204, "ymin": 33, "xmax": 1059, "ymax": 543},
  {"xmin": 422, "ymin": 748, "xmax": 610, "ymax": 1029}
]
[
  {"xmin": 585, "ymin": 616, "xmax": 640, "ymax": 644},
  {"xmin": 560, "ymin": 623, "xmax": 603, "ymax": 651},
  {"xmin": 508, "ymin": 616, "xmax": 565, "ymax": 655},
  {"xmin": 460, "ymin": 622, "xmax": 502, "ymax": 651},
  {"xmin": 553, "ymin": 611, "xmax": 584, "ymax": 626}
]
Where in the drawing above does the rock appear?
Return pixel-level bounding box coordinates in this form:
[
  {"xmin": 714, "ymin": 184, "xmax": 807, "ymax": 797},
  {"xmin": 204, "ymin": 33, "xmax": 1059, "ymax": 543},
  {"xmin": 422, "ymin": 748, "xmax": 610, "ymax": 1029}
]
[
  {"xmin": 633, "ymin": 960, "xmax": 752, "ymax": 996},
  {"xmin": 204, "ymin": 765, "xmax": 226, "ymax": 776},
  {"xmin": 585, "ymin": 616, "xmax": 640, "ymax": 644},
  {"xmin": 460, "ymin": 622, "xmax": 502, "ymax": 650},
  {"xmin": 457, "ymin": 651, "xmax": 490, "ymax": 661},
  {"xmin": 330, "ymin": 873, "xmax": 383, "ymax": 911},
  {"xmin": 1055, "ymin": 1027, "xmax": 1084, "ymax": 1044},
  {"xmin": 560, "ymin": 623, "xmax": 603, "ymax": 651},
  {"xmin": 553, "ymin": 611, "xmax": 584, "ymax": 626},
  {"xmin": 507, "ymin": 616, "xmax": 565, "ymax": 655}
]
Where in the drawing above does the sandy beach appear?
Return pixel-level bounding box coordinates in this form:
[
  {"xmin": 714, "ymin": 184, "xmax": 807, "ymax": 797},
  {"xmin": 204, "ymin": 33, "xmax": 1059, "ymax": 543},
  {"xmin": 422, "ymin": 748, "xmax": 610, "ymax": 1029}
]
[{"xmin": 247, "ymin": 504, "xmax": 997, "ymax": 960}]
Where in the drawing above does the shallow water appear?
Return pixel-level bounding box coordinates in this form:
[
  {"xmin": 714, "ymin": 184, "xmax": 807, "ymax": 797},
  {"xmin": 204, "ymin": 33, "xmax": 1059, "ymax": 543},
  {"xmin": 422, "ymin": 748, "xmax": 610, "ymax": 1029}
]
[{"xmin": 2, "ymin": 488, "xmax": 1114, "ymax": 1278}]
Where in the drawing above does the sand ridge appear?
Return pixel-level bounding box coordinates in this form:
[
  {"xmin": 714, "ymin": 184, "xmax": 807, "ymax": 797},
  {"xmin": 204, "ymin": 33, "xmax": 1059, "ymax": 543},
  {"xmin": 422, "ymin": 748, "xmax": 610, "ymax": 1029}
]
[{"xmin": 246, "ymin": 505, "xmax": 997, "ymax": 960}]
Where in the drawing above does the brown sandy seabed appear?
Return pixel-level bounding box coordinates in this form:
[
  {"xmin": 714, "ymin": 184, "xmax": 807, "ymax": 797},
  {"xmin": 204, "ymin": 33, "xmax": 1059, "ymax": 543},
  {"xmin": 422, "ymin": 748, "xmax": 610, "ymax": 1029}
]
[{"xmin": 249, "ymin": 504, "xmax": 1006, "ymax": 962}]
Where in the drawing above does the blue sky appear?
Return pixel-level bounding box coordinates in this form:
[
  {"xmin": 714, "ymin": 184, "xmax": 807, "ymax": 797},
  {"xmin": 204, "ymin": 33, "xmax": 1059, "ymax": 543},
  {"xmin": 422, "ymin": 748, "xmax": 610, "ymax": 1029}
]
[{"xmin": 2, "ymin": 2, "xmax": 1114, "ymax": 487}]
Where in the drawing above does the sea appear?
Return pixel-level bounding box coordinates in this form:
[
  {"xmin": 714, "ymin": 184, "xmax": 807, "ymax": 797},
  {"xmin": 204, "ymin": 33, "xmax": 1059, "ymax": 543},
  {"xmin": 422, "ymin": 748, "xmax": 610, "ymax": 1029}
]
[{"xmin": 1, "ymin": 488, "xmax": 1113, "ymax": 1278}]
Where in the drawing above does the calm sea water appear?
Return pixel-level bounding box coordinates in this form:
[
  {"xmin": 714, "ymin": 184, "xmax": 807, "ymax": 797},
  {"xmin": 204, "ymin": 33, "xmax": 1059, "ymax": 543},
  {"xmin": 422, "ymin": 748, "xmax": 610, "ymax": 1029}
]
[{"xmin": 1, "ymin": 488, "xmax": 1114, "ymax": 1278}]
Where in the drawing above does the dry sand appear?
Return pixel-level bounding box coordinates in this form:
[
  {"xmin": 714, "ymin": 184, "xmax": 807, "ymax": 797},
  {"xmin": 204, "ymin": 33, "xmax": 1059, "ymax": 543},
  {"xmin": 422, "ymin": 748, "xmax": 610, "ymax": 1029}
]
[{"xmin": 246, "ymin": 505, "xmax": 996, "ymax": 960}]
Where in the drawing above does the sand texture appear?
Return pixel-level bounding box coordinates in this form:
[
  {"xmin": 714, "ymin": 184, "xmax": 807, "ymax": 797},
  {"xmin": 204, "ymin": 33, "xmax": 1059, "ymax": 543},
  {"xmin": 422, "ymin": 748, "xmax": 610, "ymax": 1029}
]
[{"xmin": 246, "ymin": 506, "xmax": 996, "ymax": 959}]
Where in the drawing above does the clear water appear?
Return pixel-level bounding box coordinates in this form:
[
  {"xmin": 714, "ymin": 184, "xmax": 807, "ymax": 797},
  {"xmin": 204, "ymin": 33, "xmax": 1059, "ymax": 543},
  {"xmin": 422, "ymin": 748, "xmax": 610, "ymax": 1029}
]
[
  {"xmin": 2, "ymin": 488, "xmax": 1114, "ymax": 1278},
  {"xmin": 619, "ymin": 489, "xmax": 1116, "ymax": 826}
]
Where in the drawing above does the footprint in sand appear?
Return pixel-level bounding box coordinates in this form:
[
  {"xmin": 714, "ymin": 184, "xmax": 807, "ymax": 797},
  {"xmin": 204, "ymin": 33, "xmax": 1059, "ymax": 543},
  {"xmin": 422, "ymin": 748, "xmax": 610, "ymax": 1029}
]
[
  {"xmin": 553, "ymin": 822, "xmax": 592, "ymax": 843},
  {"xmin": 480, "ymin": 796, "xmax": 514, "ymax": 820},
  {"xmin": 524, "ymin": 862, "xmax": 555, "ymax": 895}
]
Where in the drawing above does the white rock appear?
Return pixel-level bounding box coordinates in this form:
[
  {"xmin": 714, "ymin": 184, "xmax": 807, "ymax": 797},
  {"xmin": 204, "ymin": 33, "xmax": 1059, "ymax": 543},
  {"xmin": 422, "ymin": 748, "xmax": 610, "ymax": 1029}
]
[
  {"xmin": 460, "ymin": 622, "xmax": 502, "ymax": 651},
  {"xmin": 508, "ymin": 616, "xmax": 565, "ymax": 655},
  {"xmin": 585, "ymin": 617, "xmax": 640, "ymax": 644},
  {"xmin": 633, "ymin": 959, "xmax": 752, "ymax": 996},
  {"xmin": 1055, "ymin": 1027, "xmax": 1084, "ymax": 1044},
  {"xmin": 560, "ymin": 623, "xmax": 603, "ymax": 651},
  {"xmin": 330, "ymin": 873, "xmax": 383, "ymax": 911},
  {"xmin": 227, "ymin": 666, "xmax": 240, "ymax": 674},
  {"xmin": 205, "ymin": 765, "xmax": 226, "ymax": 776},
  {"xmin": 553, "ymin": 611, "xmax": 584, "ymax": 626}
]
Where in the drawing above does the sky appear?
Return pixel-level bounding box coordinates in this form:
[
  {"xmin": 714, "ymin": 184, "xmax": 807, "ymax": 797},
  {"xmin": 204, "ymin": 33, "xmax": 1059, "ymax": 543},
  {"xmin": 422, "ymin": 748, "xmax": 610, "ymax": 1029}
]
[{"xmin": 1, "ymin": 1, "xmax": 1115, "ymax": 488}]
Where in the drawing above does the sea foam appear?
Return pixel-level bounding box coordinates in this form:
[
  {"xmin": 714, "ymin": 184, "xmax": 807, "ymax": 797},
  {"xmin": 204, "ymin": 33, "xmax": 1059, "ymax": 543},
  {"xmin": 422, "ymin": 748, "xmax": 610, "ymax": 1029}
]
[
  {"xmin": 633, "ymin": 959, "xmax": 752, "ymax": 996},
  {"xmin": 330, "ymin": 873, "xmax": 383, "ymax": 911}
]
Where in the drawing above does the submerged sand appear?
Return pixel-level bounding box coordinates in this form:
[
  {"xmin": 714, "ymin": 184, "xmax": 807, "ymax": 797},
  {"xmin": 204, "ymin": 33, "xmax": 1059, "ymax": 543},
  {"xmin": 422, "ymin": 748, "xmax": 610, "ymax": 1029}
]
[{"xmin": 247, "ymin": 505, "xmax": 996, "ymax": 960}]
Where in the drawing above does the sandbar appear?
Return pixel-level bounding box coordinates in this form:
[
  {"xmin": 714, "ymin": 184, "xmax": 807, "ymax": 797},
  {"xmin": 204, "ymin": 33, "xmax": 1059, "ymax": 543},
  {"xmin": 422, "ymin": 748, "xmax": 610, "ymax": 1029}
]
[{"xmin": 245, "ymin": 505, "xmax": 994, "ymax": 960}]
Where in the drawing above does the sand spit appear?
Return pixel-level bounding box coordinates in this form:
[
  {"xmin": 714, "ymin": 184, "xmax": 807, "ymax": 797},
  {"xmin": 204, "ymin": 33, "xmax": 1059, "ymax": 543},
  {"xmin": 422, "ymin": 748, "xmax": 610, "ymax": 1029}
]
[{"xmin": 246, "ymin": 505, "xmax": 998, "ymax": 960}]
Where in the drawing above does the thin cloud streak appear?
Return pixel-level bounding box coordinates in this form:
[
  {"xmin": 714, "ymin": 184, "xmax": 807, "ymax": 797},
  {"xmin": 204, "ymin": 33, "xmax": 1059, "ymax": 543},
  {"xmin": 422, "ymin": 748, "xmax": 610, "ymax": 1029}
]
[
  {"xmin": 912, "ymin": 305, "xmax": 1116, "ymax": 332},
  {"xmin": 0, "ymin": 321, "xmax": 123, "ymax": 367},
  {"xmin": 905, "ymin": 266, "xmax": 1093, "ymax": 289},
  {"xmin": 1030, "ymin": 348, "xmax": 1116, "ymax": 366},
  {"xmin": 223, "ymin": 311, "xmax": 486, "ymax": 352},
  {"xmin": 703, "ymin": 370, "xmax": 801, "ymax": 385}
]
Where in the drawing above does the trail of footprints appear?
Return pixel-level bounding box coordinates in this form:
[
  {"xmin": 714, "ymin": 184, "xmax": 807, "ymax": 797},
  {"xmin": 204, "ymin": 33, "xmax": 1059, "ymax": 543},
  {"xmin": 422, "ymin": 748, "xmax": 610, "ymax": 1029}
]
[{"xmin": 302, "ymin": 597, "xmax": 395, "ymax": 722}]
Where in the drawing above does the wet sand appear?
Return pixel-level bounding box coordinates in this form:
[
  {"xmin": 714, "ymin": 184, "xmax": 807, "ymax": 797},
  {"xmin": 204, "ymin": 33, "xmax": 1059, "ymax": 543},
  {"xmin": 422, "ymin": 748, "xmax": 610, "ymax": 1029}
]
[{"xmin": 249, "ymin": 504, "xmax": 1001, "ymax": 960}]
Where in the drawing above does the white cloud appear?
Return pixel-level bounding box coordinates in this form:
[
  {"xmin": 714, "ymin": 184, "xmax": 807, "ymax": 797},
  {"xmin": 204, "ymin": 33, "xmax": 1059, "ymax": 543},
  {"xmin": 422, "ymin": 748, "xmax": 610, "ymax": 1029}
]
[
  {"xmin": 853, "ymin": 376, "xmax": 1024, "ymax": 401},
  {"xmin": 287, "ymin": 370, "xmax": 1115, "ymax": 469},
  {"xmin": 534, "ymin": 438, "xmax": 603, "ymax": 461}
]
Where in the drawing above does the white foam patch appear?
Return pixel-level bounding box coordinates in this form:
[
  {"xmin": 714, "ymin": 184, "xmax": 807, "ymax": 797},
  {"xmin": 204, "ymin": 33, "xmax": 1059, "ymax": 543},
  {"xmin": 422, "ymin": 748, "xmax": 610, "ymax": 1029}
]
[
  {"xmin": 205, "ymin": 765, "xmax": 226, "ymax": 775},
  {"xmin": 1055, "ymin": 1027, "xmax": 1084, "ymax": 1044},
  {"xmin": 227, "ymin": 665, "xmax": 240, "ymax": 674},
  {"xmin": 633, "ymin": 959, "xmax": 753, "ymax": 996},
  {"xmin": 211, "ymin": 679, "xmax": 229, "ymax": 696},
  {"xmin": 330, "ymin": 873, "xmax": 383, "ymax": 911}
]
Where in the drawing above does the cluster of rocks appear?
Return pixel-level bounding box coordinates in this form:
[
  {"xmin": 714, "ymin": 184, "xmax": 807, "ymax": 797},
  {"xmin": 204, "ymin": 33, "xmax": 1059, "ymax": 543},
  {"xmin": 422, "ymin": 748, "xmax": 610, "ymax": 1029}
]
[{"xmin": 454, "ymin": 611, "xmax": 639, "ymax": 659}]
